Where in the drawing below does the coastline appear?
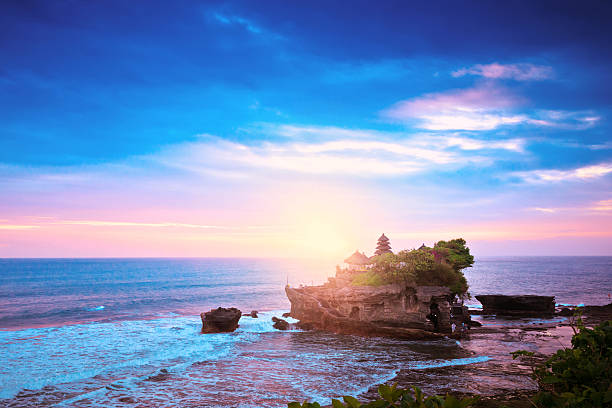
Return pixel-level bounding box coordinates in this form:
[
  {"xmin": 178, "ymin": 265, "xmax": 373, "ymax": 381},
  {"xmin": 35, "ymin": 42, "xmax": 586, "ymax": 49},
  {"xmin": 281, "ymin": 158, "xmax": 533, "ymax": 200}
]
[{"xmin": 357, "ymin": 304, "xmax": 612, "ymax": 407}]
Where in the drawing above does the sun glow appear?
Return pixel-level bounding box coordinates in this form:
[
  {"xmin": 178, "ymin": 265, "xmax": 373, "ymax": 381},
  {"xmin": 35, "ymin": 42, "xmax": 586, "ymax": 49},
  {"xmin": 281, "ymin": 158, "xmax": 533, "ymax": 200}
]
[{"xmin": 292, "ymin": 219, "xmax": 350, "ymax": 258}]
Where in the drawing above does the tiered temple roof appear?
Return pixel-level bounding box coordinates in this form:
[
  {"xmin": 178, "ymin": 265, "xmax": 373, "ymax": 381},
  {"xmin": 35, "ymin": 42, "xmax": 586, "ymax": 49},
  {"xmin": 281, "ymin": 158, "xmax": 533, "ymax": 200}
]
[{"xmin": 375, "ymin": 233, "xmax": 392, "ymax": 255}]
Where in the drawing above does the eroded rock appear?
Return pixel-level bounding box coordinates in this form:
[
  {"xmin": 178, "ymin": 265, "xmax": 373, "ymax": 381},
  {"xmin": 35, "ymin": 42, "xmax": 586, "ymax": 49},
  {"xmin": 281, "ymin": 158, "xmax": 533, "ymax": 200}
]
[
  {"xmin": 272, "ymin": 316, "xmax": 290, "ymax": 330},
  {"xmin": 285, "ymin": 284, "xmax": 451, "ymax": 339},
  {"xmin": 200, "ymin": 307, "xmax": 241, "ymax": 333}
]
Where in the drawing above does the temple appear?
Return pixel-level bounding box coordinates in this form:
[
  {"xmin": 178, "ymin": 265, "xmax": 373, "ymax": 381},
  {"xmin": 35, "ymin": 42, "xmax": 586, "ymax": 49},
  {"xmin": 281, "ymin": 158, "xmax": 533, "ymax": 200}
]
[
  {"xmin": 374, "ymin": 233, "xmax": 392, "ymax": 255},
  {"xmin": 343, "ymin": 250, "xmax": 371, "ymax": 271},
  {"xmin": 285, "ymin": 234, "xmax": 470, "ymax": 338}
]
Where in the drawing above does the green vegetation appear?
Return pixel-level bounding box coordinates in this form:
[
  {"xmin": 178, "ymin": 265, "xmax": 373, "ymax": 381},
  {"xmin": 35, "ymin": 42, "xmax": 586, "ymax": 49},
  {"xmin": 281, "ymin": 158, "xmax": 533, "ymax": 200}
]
[
  {"xmin": 351, "ymin": 270, "xmax": 387, "ymax": 286},
  {"xmin": 512, "ymin": 317, "xmax": 612, "ymax": 407},
  {"xmin": 288, "ymin": 383, "xmax": 477, "ymax": 408},
  {"xmin": 354, "ymin": 238, "xmax": 473, "ymax": 295}
]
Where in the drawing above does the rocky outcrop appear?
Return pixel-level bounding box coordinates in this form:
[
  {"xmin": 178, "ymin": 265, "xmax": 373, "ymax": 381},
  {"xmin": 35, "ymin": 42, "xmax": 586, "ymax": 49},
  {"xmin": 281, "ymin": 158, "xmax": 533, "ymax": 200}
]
[
  {"xmin": 285, "ymin": 284, "xmax": 452, "ymax": 339},
  {"xmin": 200, "ymin": 307, "xmax": 242, "ymax": 333},
  {"xmin": 475, "ymin": 295, "xmax": 555, "ymax": 316},
  {"xmin": 272, "ymin": 316, "xmax": 290, "ymax": 330},
  {"xmin": 242, "ymin": 310, "xmax": 258, "ymax": 318}
]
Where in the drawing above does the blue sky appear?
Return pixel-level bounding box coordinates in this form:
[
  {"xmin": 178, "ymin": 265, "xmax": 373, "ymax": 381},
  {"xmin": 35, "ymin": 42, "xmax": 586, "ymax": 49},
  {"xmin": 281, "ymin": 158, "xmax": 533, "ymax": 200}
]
[{"xmin": 1, "ymin": 0, "xmax": 612, "ymax": 257}]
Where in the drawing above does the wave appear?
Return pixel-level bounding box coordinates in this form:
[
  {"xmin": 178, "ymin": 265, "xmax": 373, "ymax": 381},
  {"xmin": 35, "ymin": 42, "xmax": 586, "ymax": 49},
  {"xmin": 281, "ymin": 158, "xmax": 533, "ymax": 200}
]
[{"xmin": 406, "ymin": 355, "xmax": 492, "ymax": 369}]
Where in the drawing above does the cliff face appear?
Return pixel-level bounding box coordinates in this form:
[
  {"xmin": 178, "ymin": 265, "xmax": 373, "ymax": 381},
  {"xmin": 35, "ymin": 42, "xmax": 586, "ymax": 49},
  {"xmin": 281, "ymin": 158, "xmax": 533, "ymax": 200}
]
[{"xmin": 285, "ymin": 282, "xmax": 453, "ymax": 339}]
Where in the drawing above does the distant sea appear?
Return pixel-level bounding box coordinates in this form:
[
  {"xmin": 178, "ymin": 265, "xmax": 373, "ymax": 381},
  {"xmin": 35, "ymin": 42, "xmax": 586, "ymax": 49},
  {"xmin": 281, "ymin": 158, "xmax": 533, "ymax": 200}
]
[{"xmin": 0, "ymin": 256, "xmax": 610, "ymax": 406}]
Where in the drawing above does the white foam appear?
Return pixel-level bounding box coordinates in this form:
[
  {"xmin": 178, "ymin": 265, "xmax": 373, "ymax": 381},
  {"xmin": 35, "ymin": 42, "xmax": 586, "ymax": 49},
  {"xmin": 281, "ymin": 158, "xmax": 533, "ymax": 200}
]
[{"xmin": 406, "ymin": 355, "xmax": 491, "ymax": 369}]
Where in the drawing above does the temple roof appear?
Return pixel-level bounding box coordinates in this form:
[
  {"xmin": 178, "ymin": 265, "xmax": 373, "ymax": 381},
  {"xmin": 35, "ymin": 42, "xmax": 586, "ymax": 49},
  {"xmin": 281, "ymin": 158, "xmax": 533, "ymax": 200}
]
[
  {"xmin": 378, "ymin": 233, "xmax": 389, "ymax": 242},
  {"xmin": 344, "ymin": 250, "xmax": 371, "ymax": 265}
]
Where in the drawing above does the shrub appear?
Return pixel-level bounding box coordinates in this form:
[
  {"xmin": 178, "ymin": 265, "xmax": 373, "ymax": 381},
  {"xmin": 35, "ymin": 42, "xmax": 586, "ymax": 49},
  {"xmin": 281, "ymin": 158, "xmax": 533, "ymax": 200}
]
[
  {"xmin": 366, "ymin": 238, "xmax": 473, "ymax": 295},
  {"xmin": 351, "ymin": 271, "xmax": 388, "ymax": 286},
  {"xmin": 287, "ymin": 383, "xmax": 478, "ymax": 408},
  {"xmin": 432, "ymin": 239, "xmax": 474, "ymax": 273},
  {"xmin": 512, "ymin": 318, "xmax": 612, "ymax": 407}
]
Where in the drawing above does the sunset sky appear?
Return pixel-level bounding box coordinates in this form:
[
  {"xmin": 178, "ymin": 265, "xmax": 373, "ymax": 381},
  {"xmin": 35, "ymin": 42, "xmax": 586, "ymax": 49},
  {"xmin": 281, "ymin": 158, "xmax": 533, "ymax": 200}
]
[{"xmin": 1, "ymin": 0, "xmax": 611, "ymax": 258}]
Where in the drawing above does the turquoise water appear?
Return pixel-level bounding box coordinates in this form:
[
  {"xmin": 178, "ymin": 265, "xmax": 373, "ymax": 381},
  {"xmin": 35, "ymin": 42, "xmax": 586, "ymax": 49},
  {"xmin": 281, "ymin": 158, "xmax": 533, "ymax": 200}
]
[{"xmin": 0, "ymin": 257, "xmax": 610, "ymax": 406}]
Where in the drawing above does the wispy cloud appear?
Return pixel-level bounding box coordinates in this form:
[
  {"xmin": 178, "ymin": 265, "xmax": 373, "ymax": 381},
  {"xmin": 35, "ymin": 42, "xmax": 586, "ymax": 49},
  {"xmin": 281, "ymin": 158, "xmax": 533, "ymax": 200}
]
[
  {"xmin": 383, "ymin": 84, "xmax": 526, "ymax": 130},
  {"xmin": 152, "ymin": 125, "xmax": 532, "ymax": 179},
  {"xmin": 516, "ymin": 163, "xmax": 612, "ymax": 183},
  {"xmin": 452, "ymin": 63, "xmax": 554, "ymax": 81},
  {"xmin": 590, "ymin": 199, "xmax": 612, "ymax": 211},
  {"xmin": 213, "ymin": 12, "xmax": 262, "ymax": 34},
  {"xmin": 269, "ymin": 125, "xmax": 526, "ymax": 152},
  {"xmin": 383, "ymin": 85, "xmax": 600, "ymax": 131},
  {"xmin": 531, "ymin": 110, "xmax": 600, "ymax": 129},
  {"xmin": 0, "ymin": 224, "xmax": 40, "ymax": 230},
  {"xmin": 529, "ymin": 207, "xmax": 558, "ymax": 213}
]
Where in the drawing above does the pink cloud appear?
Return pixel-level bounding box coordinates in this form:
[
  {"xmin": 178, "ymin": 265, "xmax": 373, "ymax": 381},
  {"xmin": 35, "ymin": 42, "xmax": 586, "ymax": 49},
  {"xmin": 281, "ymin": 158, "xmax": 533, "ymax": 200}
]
[
  {"xmin": 383, "ymin": 85, "xmax": 525, "ymax": 130},
  {"xmin": 452, "ymin": 63, "xmax": 554, "ymax": 81}
]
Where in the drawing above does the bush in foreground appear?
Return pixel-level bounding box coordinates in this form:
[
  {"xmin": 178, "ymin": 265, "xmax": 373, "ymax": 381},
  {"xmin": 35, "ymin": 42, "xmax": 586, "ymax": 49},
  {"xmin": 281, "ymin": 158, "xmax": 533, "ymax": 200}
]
[
  {"xmin": 288, "ymin": 383, "xmax": 477, "ymax": 408},
  {"xmin": 512, "ymin": 318, "xmax": 612, "ymax": 407}
]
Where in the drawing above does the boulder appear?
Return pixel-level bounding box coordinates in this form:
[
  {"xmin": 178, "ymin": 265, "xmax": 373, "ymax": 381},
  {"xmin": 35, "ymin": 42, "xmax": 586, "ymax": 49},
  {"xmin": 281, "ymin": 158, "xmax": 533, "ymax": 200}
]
[
  {"xmin": 475, "ymin": 295, "xmax": 555, "ymax": 316},
  {"xmin": 282, "ymin": 312, "xmax": 291, "ymax": 318},
  {"xmin": 272, "ymin": 316, "xmax": 290, "ymax": 330},
  {"xmin": 200, "ymin": 307, "xmax": 242, "ymax": 333},
  {"xmin": 242, "ymin": 310, "xmax": 258, "ymax": 318}
]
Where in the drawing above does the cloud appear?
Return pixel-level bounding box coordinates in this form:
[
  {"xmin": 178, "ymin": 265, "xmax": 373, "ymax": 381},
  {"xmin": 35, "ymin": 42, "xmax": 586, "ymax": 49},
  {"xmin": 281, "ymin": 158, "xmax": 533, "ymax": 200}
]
[
  {"xmin": 452, "ymin": 63, "xmax": 554, "ymax": 81},
  {"xmin": 516, "ymin": 163, "xmax": 612, "ymax": 183},
  {"xmin": 213, "ymin": 12, "xmax": 262, "ymax": 34},
  {"xmin": 158, "ymin": 137, "xmax": 439, "ymax": 177},
  {"xmin": 150, "ymin": 125, "xmax": 532, "ymax": 179},
  {"xmin": 383, "ymin": 84, "xmax": 527, "ymax": 130},
  {"xmin": 590, "ymin": 199, "xmax": 612, "ymax": 211},
  {"xmin": 531, "ymin": 110, "xmax": 600, "ymax": 129},
  {"xmin": 589, "ymin": 141, "xmax": 612, "ymax": 150},
  {"xmin": 383, "ymin": 85, "xmax": 600, "ymax": 131},
  {"xmin": 442, "ymin": 136, "xmax": 526, "ymax": 152},
  {"xmin": 0, "ymin": 224, "xmax": 40, "ymax": 230},
  {"xmin": 529, "ymin": 207, "xmax": 557, "ymax": 213}
]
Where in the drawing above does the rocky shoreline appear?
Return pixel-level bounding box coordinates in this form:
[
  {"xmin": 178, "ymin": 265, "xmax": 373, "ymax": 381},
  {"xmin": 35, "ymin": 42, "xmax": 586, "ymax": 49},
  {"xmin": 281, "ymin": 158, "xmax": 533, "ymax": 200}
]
[
  {"xmin": 361, "ymin": 302, "xmax": 612, "ymax": 406},
  {"xmin": 198, "ymin": 300, "xmax": 611, "ymax": 406}
]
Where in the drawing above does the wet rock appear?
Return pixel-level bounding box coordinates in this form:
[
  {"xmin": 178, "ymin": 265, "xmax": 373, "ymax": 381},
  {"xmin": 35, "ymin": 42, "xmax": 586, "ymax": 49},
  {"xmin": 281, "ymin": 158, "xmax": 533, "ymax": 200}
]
[
  {"xmin": 468, "ymin": 319, "xmax": 482, "ymax": 327},
  {"xmin": 582, "ymin": 303, "xmax": 612, "ymax": 325},
  {"xmin": 200, "ymin": 307, "xmax": 241, "ymax": 333},
  {"xmin": 285, "ymin": 286, "xmax": 447, "ymax": 339},
  {"xmin": 242, "ymin": 310, "xmax": 258, "ymax": 318},
  {"xmin": 475, "ymin": 295, "xmax": 555, "ymax": 316},
  {"xmin": 282, "ymin": 312, "xmax": 291, "ymax": 318},
  {"xmin": 117, "ymin": 396, "xmax": 136, "ymax": 403},
  {"xmin": 296, "ymin": 321, "xmax": 315, "ymax": 330},
  {"xmin": 145, "ymin": 368, "xmax": 170, "ymax": 382},
  {"xmin": 272, "ymin": 316, "xmax": 290, "ymax": 330}
]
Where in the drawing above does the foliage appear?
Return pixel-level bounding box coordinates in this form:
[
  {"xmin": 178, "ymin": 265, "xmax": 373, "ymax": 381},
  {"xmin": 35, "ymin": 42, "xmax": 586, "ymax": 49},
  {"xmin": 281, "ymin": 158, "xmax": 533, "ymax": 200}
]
[
  {"xmin": 351, "ymin": 271, "xmax": 387, "ymax": 287},
  {"xmin": 432, "ymin": 239, "xmax": 474, "ymax": 273},
  {"xmin": 511, "ymin": 317, "xmax": 612, "ymax": 407},
  {"xmin": 369, "ymin": 250, "xmax": 435, "ymax": 285},
  {"xmin": 366, "ymin": 238, "xmax": 473, "ymax": 295},
  {"xmin": 288, "ymin": 384, "xmax": 478, "ymax": 408}
]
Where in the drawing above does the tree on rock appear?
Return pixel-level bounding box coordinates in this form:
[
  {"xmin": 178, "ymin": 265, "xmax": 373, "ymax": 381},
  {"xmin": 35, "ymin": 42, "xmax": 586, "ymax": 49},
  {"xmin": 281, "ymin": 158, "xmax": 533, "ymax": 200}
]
[{"xmin": 375, "ymin": 233, "xmax": 392, "ymax": 255}]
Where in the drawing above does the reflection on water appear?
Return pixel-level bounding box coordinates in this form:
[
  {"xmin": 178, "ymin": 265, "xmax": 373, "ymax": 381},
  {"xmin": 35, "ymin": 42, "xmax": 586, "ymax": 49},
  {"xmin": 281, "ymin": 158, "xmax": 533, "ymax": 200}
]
[{"xmin": 1, "ymin": 312, "xmax": 483, "ymax": 407}]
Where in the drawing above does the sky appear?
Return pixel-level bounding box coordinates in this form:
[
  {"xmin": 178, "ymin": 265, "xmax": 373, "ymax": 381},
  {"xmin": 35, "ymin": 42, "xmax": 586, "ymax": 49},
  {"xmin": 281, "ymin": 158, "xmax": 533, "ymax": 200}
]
[{"xmin": 1, "ymin": 0, "xmax": 612, "ymax": 258}]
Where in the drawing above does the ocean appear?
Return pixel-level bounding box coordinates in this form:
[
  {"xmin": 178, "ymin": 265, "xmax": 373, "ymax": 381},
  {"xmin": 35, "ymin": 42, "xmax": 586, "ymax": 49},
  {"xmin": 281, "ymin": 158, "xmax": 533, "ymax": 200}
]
[{"xmin": 0, "ymin": 257, "xmax": 610, "ymax": 407}]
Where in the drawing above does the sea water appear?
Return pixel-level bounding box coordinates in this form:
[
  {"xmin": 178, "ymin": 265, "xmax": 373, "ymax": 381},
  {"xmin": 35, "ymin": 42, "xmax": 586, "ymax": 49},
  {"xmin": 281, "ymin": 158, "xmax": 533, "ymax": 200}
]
[{"xmin": 0, "ymin": 257, "xmax": 610, "ymax": 406}]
